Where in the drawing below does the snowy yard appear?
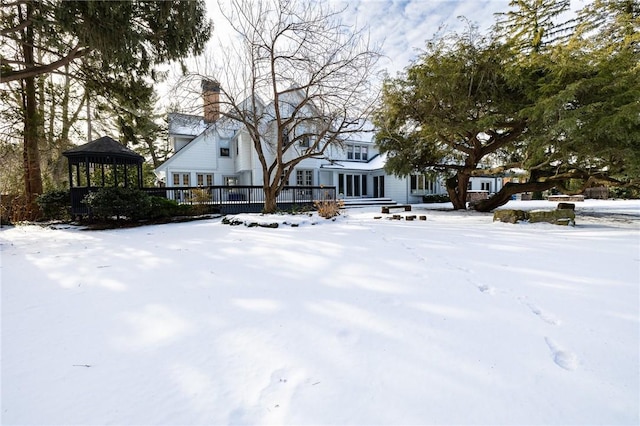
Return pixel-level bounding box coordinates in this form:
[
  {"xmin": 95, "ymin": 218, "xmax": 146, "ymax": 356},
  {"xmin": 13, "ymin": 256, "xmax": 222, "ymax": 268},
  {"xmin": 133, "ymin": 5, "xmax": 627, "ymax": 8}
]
[{"xmin": 1, "ymin": 200, "xmax": 639, "ymax": 425}]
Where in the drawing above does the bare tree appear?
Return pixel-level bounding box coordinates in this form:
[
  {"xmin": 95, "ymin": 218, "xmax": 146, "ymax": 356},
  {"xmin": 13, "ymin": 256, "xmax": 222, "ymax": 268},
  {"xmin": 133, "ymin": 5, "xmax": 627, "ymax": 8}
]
[{"xmin": 178, "ymin": 0, "xmax": 381, "ymax": 213}]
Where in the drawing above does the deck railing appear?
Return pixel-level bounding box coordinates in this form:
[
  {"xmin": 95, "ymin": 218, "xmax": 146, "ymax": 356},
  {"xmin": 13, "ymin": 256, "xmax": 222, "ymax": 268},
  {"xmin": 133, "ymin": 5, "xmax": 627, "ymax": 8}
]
[{"xmin": 70, "ymin": 185, "xmax": 336, "ymax": 215}]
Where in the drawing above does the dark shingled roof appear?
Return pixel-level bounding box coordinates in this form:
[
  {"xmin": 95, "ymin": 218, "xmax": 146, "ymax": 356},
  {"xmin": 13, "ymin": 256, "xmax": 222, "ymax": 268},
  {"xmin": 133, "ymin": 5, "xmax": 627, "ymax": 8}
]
[{"xmin": 63, "ymin": 136, "xmax": 144, "ymax": 162}]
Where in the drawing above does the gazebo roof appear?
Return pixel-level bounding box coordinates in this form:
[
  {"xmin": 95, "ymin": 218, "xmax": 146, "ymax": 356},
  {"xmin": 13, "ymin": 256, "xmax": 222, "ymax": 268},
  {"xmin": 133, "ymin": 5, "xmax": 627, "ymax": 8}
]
[{"xmin": 63, "ymin": 136, "xmax": 144, "ymax": 163}]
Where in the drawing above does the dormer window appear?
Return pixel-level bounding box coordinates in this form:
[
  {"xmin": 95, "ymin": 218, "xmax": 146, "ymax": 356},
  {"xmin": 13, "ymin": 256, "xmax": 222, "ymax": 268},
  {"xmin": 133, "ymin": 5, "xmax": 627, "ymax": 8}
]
[
  {"xmin": 300, "ymin": 135, "xmax": 310, "ymax": 148},
  {"xmin": 346, "ymin": 144, "xmax": 368, "ymax": 161}
]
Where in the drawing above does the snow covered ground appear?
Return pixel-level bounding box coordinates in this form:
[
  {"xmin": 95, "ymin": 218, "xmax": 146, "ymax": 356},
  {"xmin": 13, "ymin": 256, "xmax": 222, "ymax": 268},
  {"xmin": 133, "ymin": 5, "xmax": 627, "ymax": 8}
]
[{"xmin": 2, "ymin": 199, "xmax": 639, "ymax": 425}]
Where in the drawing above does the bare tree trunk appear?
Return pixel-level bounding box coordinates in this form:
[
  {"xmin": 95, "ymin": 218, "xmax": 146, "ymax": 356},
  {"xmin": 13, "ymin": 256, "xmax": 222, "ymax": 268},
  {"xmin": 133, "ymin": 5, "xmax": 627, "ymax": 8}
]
[
  {"xmin": 446, "ymin": 173, "xmax": 469, "ymax": 210},
  {"xmin": 263, "ymin": 184, "xmax": 279, "ymax": 213}
]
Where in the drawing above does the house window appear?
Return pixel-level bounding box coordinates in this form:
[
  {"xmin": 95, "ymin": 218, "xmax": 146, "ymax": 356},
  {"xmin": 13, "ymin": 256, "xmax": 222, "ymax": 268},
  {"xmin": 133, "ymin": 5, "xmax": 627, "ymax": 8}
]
[
  {"xmin": 197, "ymin": 173, "xmax": 213, "ymax": 186},
  {"xmin": 481, "ymin": 182, "xmax": 492, "ymax": 192},
  {"xmin": 172, "ymin": 173, "xmax": 190, "ymax": 186},
  {"xmin": 300, "ymin": 135, "xmax": 310, "ymax": 148},
  {"xmin": 220, "ymin": 147, "xmax": 230, "ymax": 157},
  {"xmin": 411, "ymin": 174, "xmax": 435, "ymax": 194},
  {"xmin": 346, "ymin": 144, "xmax": 369, "ymax": 161},
  {"xmin": 224, "ymin": 176, "xmax": 238, "ymax": 186},
  {"xmin": 296, "ymin": 170, "xmax": 313, "ymax": 186},
  {"xmin": 282, "ymin": 127, "xmax": 290, "ymax": 145}
]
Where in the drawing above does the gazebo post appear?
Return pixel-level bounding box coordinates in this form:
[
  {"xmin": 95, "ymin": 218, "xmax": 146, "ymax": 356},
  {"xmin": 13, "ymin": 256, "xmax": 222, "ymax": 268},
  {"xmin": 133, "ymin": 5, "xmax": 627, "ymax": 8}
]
[
  {"xmin": 113, "ymin": 158, "xmax": 118, "ymax": 187},
  {"xmin": 68, "ymin": 161, "xmax": 74, "ymax": 188},
  {"xmin": 84, "ymin": 155, "xmax": 91, "ymax": 188}
]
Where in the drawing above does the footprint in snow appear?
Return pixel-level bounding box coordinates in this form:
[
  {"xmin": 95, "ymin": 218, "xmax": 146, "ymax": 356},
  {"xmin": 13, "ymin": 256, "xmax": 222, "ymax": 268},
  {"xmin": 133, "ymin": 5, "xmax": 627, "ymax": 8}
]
[
  {"xmin": 545, "ymin": 337, "xmax": 578, "ymax": 371},
  {"xmin": 476, "ymin": 283, "xmax": 496, "ymax": 295},
  {"xmin": 520, "ymin": 297, "xmax": 561, "ymax": 325},
  {"xmin": 464, "ymin": 278, "xmax": 496, "ymax": 295}
]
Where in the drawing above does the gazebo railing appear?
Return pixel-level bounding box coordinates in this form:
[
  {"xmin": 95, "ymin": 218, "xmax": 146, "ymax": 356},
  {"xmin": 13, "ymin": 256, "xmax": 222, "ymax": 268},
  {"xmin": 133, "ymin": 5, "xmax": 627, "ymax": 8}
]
[{"xmin": 69, "ymin": 187, "xmax": 93, "ymax": 215}]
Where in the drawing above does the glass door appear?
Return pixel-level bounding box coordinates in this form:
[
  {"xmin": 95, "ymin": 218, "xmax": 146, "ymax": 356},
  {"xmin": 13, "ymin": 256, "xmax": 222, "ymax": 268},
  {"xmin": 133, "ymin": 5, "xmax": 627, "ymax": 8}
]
[
  {"xmin": 373, "ymin": 175, "xmax": 385, "ymax": 198},
  {"xmin": 338, "ymin": 173, "xmax": 366, "ymax": 197}
]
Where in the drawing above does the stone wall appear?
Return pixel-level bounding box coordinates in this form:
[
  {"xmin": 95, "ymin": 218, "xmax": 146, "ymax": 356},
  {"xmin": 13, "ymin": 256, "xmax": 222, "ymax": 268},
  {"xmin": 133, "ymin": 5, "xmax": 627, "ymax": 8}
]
[{"xmin": 493, "ymin": 206, "xmax": 576, "ymax": 226}]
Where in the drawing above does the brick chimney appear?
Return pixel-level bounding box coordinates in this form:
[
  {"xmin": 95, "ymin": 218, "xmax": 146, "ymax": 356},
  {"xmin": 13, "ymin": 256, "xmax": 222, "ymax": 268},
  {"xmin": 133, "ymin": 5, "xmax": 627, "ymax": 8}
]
[{"xmin": 202, "ymin": 79, "xmax": 220, "ymax": 123}]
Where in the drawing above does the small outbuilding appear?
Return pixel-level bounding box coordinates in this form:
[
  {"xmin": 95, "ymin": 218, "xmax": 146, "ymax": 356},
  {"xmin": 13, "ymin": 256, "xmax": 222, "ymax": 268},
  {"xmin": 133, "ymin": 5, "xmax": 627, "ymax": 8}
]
[{"xmin": 63, "ymin": 136, "xmax": 145, "ymax": 215}]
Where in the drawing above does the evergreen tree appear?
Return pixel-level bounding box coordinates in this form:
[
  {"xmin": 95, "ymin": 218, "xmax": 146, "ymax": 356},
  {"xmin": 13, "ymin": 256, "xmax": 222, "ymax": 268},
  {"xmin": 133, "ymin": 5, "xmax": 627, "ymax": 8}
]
[
  {"xmin": 374, "ymin": 0, "xmax": 639, "ymax": 212},
  {"xmin": 0, "ymin": 0, "xmax": 211, "ymax": 219},
  {"xmin": 495, "ymin": 0, "xmax": 573, "ymax": 53},
  {"xmin": 473, "ymin": 0, "xmax": 640, "ymax": 210},
  {"xmin": 374, "ymin": 27, "xmax": 528, "ymax": 210}
]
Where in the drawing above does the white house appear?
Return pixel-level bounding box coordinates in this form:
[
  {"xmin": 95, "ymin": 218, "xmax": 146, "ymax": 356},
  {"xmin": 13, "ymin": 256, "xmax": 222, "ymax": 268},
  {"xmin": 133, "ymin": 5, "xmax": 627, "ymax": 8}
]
[{"xmin": 154, "ymin": 81, "xmax": 498, "ymax": 205}]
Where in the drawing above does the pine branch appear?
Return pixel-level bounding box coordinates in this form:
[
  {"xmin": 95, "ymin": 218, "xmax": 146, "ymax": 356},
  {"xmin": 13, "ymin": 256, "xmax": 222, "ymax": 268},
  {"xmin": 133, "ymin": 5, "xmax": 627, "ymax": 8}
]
[{"xmin": 0, "ymin": 46, "xmax": 87, "ymax": 83}]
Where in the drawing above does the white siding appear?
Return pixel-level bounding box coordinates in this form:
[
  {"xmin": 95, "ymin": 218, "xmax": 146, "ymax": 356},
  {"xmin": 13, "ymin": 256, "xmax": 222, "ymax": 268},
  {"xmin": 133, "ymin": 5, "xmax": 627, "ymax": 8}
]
[
  {"xmin": 172, "ymin": 136, "xmax": 193, "ymax": 152},
  {"xmin": 384, "ymin": 175, "xmax": 411, "ymax": 204},
  {"xmin": 235, "ymin": 131, "xmax": 254, "ymax": 172},
  {"xmin": 157, "ymin": 132, "xmax": 234, "ymax": 187},
  {"xmin": 319, "ymin": 170, "xmax": 333, "ymax": 186}
]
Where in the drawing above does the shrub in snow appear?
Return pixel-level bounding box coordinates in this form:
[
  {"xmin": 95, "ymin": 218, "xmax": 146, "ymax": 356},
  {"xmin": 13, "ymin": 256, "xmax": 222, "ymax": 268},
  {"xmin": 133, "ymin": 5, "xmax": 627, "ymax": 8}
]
[
  {"xmin": 84, "ymin": 187, "xmax": 193, "ymax": 221},
  {"xmin": 36, "ymin": 189, "xmax": 71, "ymax": 221},
  {"xmin": 188, "ymin": 188, "xmax": 213, "ymax": 215},
  {"xmin": 84, "ymin": 187, "xmax": 151, "ymax": 220},
  {"xmin": 314, "ymin": 198, "xmax": 344, "ymax": 219}
]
